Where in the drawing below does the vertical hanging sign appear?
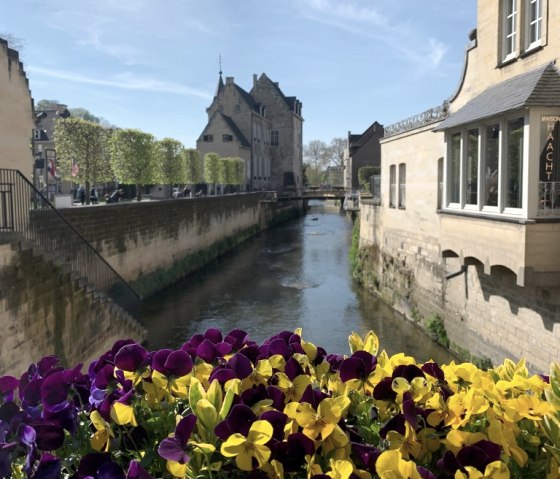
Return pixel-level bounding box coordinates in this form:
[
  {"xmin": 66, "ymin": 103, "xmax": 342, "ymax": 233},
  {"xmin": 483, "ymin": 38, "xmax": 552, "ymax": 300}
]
[{"xmin": 540, "ymin": 117, "xmax": 560, "ymax": 181}]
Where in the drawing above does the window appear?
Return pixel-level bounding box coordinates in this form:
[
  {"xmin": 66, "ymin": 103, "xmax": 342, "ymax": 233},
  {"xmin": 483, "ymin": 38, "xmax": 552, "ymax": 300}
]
[
  {"xmin": 466, "ymin": 129, "xmax": 479, "ymax": 205},
  {"xmin": 484, "ymin": 124, "xmax": 500, "ymax": 207},
  {"xmin": 389, "ymin": 165, "xmax": 396, "ymax": 208},
  {"xmin": 506, "ymin": 118, "xmax": 524, "ymax": 208},
  {"xmin": 502, "ymin": 0, "xmax": 518, "ymax": 61},
  {"xmin": 525, "ymin": 0, "xmax": 542, "ymax": 50},
  {"xmin": 271, "ymin": 130, "xmax": 279, "ymax": 146},
  {"xmin": 203, "ymin": 134, "xmax": 213, "ymax": 142},
  {"xmin": 223, "ymin": 134, "xmax": 233, "ymax": 142},
  {"xmin": 449, "ymin": 133, "xmax": 461, "ymax": 204},
  {"xmin": 398, "ymin": 163, "xmax": 406, "ymax": 208},
  {"xmin": 33, "ymin": 129, "xmax": 41, "ymax": 140},
  {"xmin": 444, "ymin": 116, "xmax": 527, "ymax": 215},
  {"xmin": 500, "ymin": 0, "xmax": 544, "ymax": 62}
]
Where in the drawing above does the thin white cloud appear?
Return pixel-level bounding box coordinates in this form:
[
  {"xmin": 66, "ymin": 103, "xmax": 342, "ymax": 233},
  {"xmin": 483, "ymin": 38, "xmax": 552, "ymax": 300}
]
[
  {"xmin": 27, "ymin": 66, "xmax": 213, "ymax": 99},
  {"xmin": 297, "ymin": 0, "xmax": 449, "ymax": 72}
]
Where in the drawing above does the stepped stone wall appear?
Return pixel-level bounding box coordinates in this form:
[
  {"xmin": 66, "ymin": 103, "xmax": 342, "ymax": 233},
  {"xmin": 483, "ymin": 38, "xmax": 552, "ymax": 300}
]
[{"xmin": 0, "ymin": 241, "xmax": 145, "ymax": 376}]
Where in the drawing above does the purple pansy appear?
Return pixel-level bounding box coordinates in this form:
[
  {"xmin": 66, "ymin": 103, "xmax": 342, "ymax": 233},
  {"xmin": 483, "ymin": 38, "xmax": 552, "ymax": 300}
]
[
  {"xmin": 114, "ymin": 344, "xmax": 148, "ymax": 372},
  {"xmin": 339, "ymin": 351, "xmax": 377, "ymax": 383},
  {"xmin": 271, "ymin": 432, "xmax": 315, "ymax": 472},
  {"xmin": 158, "ymin": 414, "xmax": 197, "ymax": 464},
  {"xmin": 152, "ymin": 349, "xmax": 193, "ymax": 377},
  {"xmin": 214, "ymin": 404, "xmax": 256, "ymax": 440}
]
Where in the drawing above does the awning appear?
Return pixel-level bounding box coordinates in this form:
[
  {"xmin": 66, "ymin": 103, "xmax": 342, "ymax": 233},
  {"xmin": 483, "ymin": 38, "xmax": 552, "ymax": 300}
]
[{"xmin": 434, "ymin": 62, "xmax": 560, "ymax": 131}]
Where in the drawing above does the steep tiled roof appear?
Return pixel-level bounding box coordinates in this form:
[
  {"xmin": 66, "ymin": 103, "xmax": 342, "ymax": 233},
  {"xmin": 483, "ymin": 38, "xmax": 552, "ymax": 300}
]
[
  {"xmin": 234, "ymin": 84, "xmax": 259, "ymax": 112},
  {"xmin": 221, "ymin": 114, "xmax": 251, "ymax": 148},
  {"xmin": 35, "ymin": 107, "xmax": 71, "ymax": 141},
  {"xmin": 435, "ymin": 63, "xmax": 560, "ymax": 131}
]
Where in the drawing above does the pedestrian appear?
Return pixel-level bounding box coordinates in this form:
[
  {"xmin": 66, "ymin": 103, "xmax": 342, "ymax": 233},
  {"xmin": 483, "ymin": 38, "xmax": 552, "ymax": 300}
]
[
  {"xmin": 183, "ymin": 185, "xmax": 191, "ymax": 197},
  {"xmin": 77, "ymin": 185, "xmax": 86, "ymax": 205},
  {"xmin": 90, "ymin": 187, "xmax": 98, "ymax": 204},
  {"xmin": 107, "ymin": 188, "xmax": 125, "ymax": 204}
]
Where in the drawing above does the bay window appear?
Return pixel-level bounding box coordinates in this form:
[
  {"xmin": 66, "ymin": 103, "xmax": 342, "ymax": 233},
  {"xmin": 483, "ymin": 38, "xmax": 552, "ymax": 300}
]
[{"xmin": 445, "ymin": 115, "xmax": 526, "ymax": 215}]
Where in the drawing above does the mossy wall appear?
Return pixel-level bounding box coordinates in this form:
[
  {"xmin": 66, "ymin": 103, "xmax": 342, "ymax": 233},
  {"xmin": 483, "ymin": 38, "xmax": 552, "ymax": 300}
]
[{"xmin": 60, "ymin": 194, "xmax": 301, "ymax": 297}]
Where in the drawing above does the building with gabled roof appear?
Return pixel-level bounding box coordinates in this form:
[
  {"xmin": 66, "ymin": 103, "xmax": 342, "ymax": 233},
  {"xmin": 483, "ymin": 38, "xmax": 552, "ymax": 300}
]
[
  {"xmin": 197, "ymin": 72, "xmax": 303, "ymax": 192},
  {"xmin": 0, "ymin": 37, "xmax": 34, "ymax": 179},
  {"xmin": 344, "ymin": 121, "xmax": 384, "ymax": 191}
]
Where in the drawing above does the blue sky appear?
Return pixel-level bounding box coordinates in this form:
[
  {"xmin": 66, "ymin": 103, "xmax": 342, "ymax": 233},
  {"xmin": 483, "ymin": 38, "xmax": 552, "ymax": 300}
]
[{"xmin": 4, "ymin": 0, "xmax": 477, "ymax": 148}]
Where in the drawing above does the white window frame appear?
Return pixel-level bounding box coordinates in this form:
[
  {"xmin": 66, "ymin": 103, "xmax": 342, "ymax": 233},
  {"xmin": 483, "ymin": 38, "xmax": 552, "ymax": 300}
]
[
  {"xmin": 389, "ymin": 165, "xmax": 396, "ymax": 208},
  {"xmin": 524, "ymin": 0, "xmax": 542, "ymax": 51},
  {"xmin": 502, "ymin": 0, "xmax": 518, "ymax": 62},
  {"xmin": 398, "ymin": 163, "xmax": 406, "ymax": 209},
  {"xmin": 444, "ymin": 112, "xmax": 527, "ymax": 218}
]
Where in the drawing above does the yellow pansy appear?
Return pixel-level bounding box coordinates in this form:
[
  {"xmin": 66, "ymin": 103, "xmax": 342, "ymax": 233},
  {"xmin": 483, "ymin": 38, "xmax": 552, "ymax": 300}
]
[
  {"xmin": 151, "ymin": 369, "xmax": 191, "ymax": 400},
  {"xmin": 376, "ymin": 450, "xmax": 421, "ymax": 479},
  {"xmin": 349, "ymin": 331, "xmax": 379, "ymax": 355},
  {"xmin": 326, "ymin": 459, "xmax": 353, "ymax": 479},
  {"xmin": 296, "ymin": 396, "xmax": 351, "ymax": 440},
  {"xmin": 242, "ymin": 359, "xmax": 273, "ymax": 390},
  {"xmin": 505, "ymin": 394, "xmax": 554, "ymax": 421},
  {"xmin": 275, "ymin": 372, "xmax": 312, "ymax": 403},
  {"xmin": 90, "ymin": 410, "xmax": 114, "ymax": 452},
  {"xmin": 455, "ymin": 461, "xmax": 510, "ymax": 479},
  {"xmin": 387, "ymin": 422, "xmax": 422, "ymax": 460},
  {"xmin": 110, "ymin": 401, "xmax": 138, "ymax": 427},
  {"xmin": 443, "ymin": 430, "xmax": 487, "ymax": 456},
  {"xmin": 487, "ymin": 418, "xmax": 528, "ymax": 467},
  {"xmin": 220, "ymin": 420, "xmax": 273, "ymax": 471}
]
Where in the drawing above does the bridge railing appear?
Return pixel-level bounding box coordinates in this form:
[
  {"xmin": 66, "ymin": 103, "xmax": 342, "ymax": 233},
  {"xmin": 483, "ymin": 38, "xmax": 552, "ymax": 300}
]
[{"xmin": 0, "ymin": 168, "xmax": 141, "ymax": 313}]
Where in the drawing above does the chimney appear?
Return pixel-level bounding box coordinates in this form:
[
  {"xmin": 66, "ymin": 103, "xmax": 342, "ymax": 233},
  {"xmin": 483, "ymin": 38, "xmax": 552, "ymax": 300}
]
[
  {"xmin": 226, "ymin": 77, "xmax": 234, "ymax": 85},
  {"xmin": 253, "ymin": 74, "xmax": 258, "ymax": 87}
]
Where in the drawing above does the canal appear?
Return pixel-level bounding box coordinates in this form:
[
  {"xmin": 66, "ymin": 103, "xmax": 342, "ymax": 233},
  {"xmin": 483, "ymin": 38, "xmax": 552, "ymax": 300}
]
[{"xmin": 138, "ymin": 201, "xmax": 453, "ymax": 363}]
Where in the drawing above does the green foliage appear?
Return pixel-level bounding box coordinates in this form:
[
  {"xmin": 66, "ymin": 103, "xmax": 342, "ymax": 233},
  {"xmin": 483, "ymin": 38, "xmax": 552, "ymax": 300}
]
[
  {"xmin": 426, "ymin": 314, "xmax": 450, "ymax": 348},
  {"xmin": 203, "ymin": 152, "xmax": 221, "ymax": 192},
  {"xmin": 349, "ymin": 216, "xmax": 361, "ymax": 275},
  {"xmin": 358, "ymin": 166, "xmax": 378, "ymax": 193},
  {"xmin": 54, "ymin": 118, "xmax": 113, "ymax": 202},
  {"xmin": 68, "ymin": 107, "xmax": 101, "ymax": 124},
  {"xmin": 109, "ymin": 129, "xmax": 155, "ymax": 201},
  {"xmin": 154, "ymin": 137, "xmax": 185, "ymax": 185},
  {"xmin": 183, "ymin": 148, "xmax": 204, "ymax": 184}
]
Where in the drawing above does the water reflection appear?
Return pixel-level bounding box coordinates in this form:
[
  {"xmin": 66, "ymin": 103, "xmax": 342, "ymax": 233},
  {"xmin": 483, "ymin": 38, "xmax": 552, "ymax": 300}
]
[{"xmin": 139, "ymin": 201, "xmax": 454, "ymax": 364}]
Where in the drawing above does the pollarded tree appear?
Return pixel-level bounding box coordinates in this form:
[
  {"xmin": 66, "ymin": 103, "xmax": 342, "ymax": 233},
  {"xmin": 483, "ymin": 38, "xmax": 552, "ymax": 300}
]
[
  {"xmin": 54, "ymin": 117, "xmax": 113, "ymax": 204},
  {"xmin": 204, "ymin": 152, "xmax": 220, "ymax": 195},
  {"xmin": 109, "ymin": 128, "xmax": 155, "ymax": 202},
  {"xmin": 184, "ymin": 148, "xmax": 204, "ymax": 187},
  {"xmin": 232, "ymin": 157, "xmax": 246, "ymax": 193},
  {"xmin": 154, "ymin": 138, "xmax": 185, "ymax": 196}
]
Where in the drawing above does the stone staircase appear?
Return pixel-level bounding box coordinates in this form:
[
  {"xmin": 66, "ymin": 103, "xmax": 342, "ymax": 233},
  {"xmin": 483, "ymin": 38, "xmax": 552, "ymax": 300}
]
[{"xmin": 0, "ymin": 237, "xmax": 146, "ymax": 376}]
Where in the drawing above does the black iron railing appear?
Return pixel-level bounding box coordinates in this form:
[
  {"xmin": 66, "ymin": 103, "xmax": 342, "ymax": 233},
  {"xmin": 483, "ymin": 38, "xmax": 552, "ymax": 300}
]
[{"xmin": 0, "ymin": 168, "xmax": 140, "ymax": 313}]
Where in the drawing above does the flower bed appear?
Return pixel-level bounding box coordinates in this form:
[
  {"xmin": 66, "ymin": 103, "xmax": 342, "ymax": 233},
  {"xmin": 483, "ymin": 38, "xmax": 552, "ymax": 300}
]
[{"xmin": 1, "ymin": 328, "xmax": 560, "ymax": 479}]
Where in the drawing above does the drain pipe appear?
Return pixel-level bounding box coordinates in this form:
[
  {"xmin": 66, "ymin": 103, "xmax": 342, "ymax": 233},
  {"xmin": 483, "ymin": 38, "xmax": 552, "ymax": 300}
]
[{"xmin": 445, "ymin": 265, "xmax": 466, "ymax": 280}]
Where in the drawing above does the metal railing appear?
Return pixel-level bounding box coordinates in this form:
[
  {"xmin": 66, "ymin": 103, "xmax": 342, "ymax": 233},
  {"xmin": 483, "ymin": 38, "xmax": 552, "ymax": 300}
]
[
  {"xmin": 0, "ymin": 169, "xmax": 141, "ymax": 313},
  {"xmin": 384, "ymin": 102, "xmax": 449, "ymax": 138},
  {"xmin": 538, "ymin": 181, "xmax": 560, "ymax": 217}
]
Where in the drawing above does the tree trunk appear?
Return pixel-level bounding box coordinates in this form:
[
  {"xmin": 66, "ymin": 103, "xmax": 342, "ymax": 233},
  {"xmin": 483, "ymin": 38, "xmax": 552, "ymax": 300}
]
[{"xmin": 136, "ymin": 183, "xmax": 142, "ymax": 202}]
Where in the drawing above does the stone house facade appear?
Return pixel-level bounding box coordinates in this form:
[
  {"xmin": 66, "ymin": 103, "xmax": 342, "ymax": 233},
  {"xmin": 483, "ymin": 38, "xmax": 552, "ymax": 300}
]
[
  {"xmin": 197, "ymin": 73, "xmax": 303, "ymax": 193},
  {"xmin": 344, "ymin": 121, "xmax": 384, "ymax": 191},
  {"xmin": 0, "ymin": 38, "xmax": 34, "ymax": 179},
  {"xmin": 360, "ymin": 0, "xmax": 560, "ymax": 372}
]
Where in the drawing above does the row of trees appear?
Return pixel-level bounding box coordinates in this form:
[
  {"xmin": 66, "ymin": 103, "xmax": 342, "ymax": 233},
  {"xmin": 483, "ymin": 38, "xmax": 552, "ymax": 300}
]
[
  {"xmin": 303, "ymin": 137, "xmax": 346, "ymax": 186},
  {"xmin": 54, "ymin": 117, "xmax": 245, "ymax": 204}
]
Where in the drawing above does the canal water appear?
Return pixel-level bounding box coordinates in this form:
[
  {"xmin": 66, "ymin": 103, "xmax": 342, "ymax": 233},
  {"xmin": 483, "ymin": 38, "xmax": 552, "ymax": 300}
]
[{"xmin": 138, "ymin": 201, "xmax": 454, "ymax": 363}]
